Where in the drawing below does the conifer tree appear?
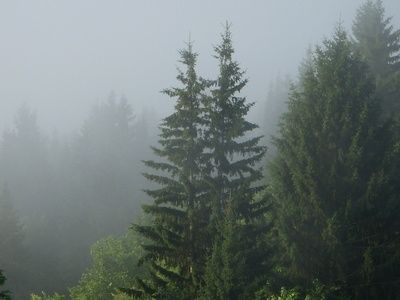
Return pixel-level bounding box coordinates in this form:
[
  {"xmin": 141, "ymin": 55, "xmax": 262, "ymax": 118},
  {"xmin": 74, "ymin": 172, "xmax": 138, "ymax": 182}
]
[
  {"xmin": 352, "ymin": 0, "xmax": 400, "ymax": 117},
  {"xmin": 201, "ymin": 191, "xmax": 271, "ymax": 300},
  {"xmin": 203, "ymin": 24, "xmax": 266, "ymax": 225},
  {"xmin": 0, "ymin": 187, "xmax": 26, "ymax": 298},
  {"xmin": 129, "ymin": 41, "xmax": 208, "ymax": 298},
  {"xmin": 353, "ymin": 0, "xmax": 400, "ymax": 77},
  {"xmin": 201, "ymin": 25, "xmax": 268, "ymax": 299},
  {"xmin": 269, "ymin": 27, "xmax": 400, "ymax": 298},
  {"xmin": 0, "ymin": 270, "xmax": 10, "ymax": 300}
]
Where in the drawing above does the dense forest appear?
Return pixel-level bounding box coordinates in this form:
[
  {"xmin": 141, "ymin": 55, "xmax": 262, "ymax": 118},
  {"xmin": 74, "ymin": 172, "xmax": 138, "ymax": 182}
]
[{"xmin": 1, "ymin": 1, "xmax": 400, "ymax": 299}]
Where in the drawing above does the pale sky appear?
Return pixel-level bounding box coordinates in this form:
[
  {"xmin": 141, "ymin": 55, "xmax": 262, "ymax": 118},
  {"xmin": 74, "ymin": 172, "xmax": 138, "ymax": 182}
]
[{"xmin": 0, "ymin": 0, "xmax": 399, "ymax": 134}]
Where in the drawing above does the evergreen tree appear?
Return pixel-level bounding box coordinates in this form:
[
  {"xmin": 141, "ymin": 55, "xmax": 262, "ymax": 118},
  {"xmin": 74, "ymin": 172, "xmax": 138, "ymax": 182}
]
[
  {"xmin": 269, "ymin": 27, "xmax": 400, "ymax": 299},
  {"xmin": 0, "ymin": 104, "xmax": 49, "ymax": 216},
  {"xmin": 352, "ymin": 0, "xmax": 400, "ymax": 117},
  {"xmin": 203, "ymin": 24, "xmax": 266, "ymax": 226},
  {"xmin": 75, "ymin": 95, "xmax": 143, "ymax": 235},
  {"xmin": 0, "ymin": 187, "xmax": 26, "ymax": 299},
  {"xmin": 0, "ymin": 270, "xmax": 10, "ymax": 300},
  {"xmin": 201, "ymin": 25, "xmax": 268, "ymax": 299},
  {"xmin": 129, "ymin": 41, "xmax": 208, "ymax": 298},
  {"xmin": 202, "ymin": 192, "xmax": 271, "ymax": 300},
  {"xmin": 353, "ymin": 0, "xmax": 400, "ymax": 77}
]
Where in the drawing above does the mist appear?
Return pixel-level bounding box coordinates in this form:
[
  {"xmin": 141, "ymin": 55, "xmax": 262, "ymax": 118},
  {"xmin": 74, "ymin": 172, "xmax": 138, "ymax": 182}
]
[
  {"xmin": 1, "ymin": 1, "xmax": 400, "ymax": 299},
  {"xmin": 1, "ymin": 0, "xmax": 398, "ymax": 134}
]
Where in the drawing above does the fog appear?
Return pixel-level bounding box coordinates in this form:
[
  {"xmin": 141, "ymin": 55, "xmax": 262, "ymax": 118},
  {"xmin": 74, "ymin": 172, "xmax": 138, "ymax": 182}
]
[
  {"xmin": 1, "ymin": 0, "xmax": 398, "ymax": 134},
  {"xmin": 1, "ymin": 1, "xmax": 400, "ymax": 299}
]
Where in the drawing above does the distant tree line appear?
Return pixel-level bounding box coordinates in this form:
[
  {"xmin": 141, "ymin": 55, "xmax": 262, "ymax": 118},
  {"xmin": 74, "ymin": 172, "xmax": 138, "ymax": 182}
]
[{"xmin": 0, "ymin": 98, "xmax": 158, "ymax": 298}]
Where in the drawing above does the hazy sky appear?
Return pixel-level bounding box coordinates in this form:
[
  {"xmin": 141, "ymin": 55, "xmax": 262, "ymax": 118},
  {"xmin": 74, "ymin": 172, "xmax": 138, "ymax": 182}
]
[{"xmin": 1, "ymin": 0, "xmax": 399, "ymax": 134}]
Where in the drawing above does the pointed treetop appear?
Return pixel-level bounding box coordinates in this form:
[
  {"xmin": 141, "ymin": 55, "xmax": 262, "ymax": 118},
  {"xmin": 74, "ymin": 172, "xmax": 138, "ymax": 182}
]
[{"xmin": 214, "ymin": 22, "xmax": 234, "ymax": 61}]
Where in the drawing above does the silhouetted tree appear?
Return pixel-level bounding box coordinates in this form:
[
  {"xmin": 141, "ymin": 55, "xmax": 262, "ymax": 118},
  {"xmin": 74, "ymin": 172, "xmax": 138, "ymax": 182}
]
[
  {"xmin": 130, "ymin": 41, "xmax": 208, "ymax": 298},
  {"xmin": 201, "ymin": 25, "xmax": 268, "ymax": 299}
]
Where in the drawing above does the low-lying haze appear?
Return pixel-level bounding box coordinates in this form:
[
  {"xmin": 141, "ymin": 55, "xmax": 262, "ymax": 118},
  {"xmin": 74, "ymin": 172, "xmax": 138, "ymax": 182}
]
[{"xmin": 1, "ymin": 0, "xmax": 399, "ymax": 134}]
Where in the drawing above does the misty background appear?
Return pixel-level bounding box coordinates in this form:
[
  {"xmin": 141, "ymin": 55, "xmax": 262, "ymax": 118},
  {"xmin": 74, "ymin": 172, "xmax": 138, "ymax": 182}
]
[{"xmin": 1, "ymin": 0, "xmax": 399, "ymax": 135}]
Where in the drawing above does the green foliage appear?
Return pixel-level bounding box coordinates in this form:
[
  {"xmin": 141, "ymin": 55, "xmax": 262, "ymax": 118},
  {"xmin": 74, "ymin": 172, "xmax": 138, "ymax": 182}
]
[
  {"xmin": 256, "ymin": 280, "xmax": 348, "ymax": 300},
  {"xmin": 69, "ymin": 230, "xmax": 146, "ymax": 300},
  {"xmin": 201, "ymin": 194, "xmax": 271, "ymax": 299},
  {"xmin": 269, "ymin": 26, "xmax": 400, "ymax": 299},
  {"xmin": 126, "ymin": 40, "xmax": 209, "ymax": 298},
  {"xmin": 31, "ymin": 292, "xmax": 65, "ymax": 300},
  {"xmin": 203, "ymin": 24, "xmax": 266, "ymax": 224},
  {"xmin": 265, "ymin": 287, "xmax": 300, "ymax": 300},
  {"xmin": 200, "ymin": 25, "xmax": 268, "ymax": 299},
  {"xmin": 111, "ymin": 293, "xmax": 135, "ymax": 300},
  {"xmin": 10, "ymin": 3, "xmax": 400, "ymax": 298},
  {"xmin": 130, "ymin": 25, "xmax": 267, "ymax": 299}
]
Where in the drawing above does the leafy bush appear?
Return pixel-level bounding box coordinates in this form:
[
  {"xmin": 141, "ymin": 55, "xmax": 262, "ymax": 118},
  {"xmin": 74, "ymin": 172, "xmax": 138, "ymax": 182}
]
[
  {"xmin": 256, "ymin": 280, "xmax": 349, "ymax": 300},
  {"xmin": 31, "ymin": 292, "xmax": 65, "ymax": 300},
  {"xmin": 69, "ymin": 230, "xmax": 146, "ymax": 300}
]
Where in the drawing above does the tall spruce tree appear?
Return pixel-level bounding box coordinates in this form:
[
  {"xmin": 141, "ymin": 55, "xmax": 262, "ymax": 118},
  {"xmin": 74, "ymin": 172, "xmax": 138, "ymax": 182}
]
[
  {"xmin": 203, "ymin": 24, "xmax": 266, "ymax": 224},
  {"xmin": 129, "ymin": 41, "xmax": 208, "ymax": 299},
  {"xmin": 352, "ymin": 0, "xmax": 400, "ymax": 117},
  {"xmin": 269, "ymin": 27, "xmax": 400, "ymax": 299},
  {"xmin": 201, "ymin": 25, "xmax": 268, "ymax": 299}
]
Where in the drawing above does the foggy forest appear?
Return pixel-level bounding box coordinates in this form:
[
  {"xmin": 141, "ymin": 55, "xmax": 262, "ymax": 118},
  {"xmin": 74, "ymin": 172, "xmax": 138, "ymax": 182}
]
[{"xmin": 1, "ymin": 0, "xmax": 400, "ymax": 299}]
